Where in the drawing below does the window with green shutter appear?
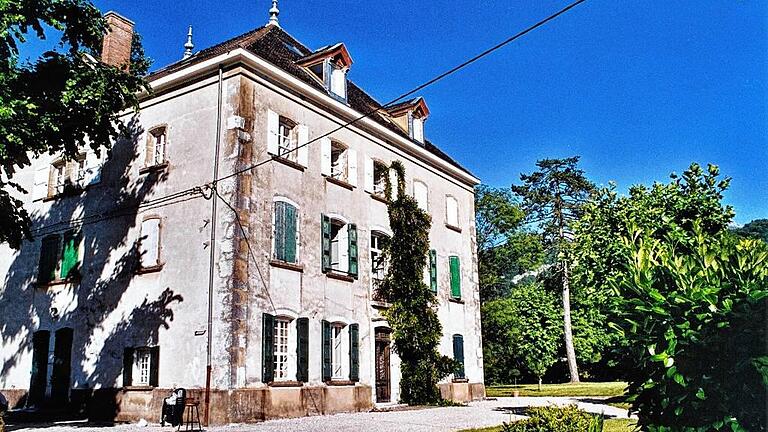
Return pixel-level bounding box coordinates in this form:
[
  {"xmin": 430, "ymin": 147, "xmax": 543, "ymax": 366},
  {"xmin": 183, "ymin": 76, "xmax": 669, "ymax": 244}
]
[
  {"xmin": 452, "ymin": 334, "xmax": 465, "ymax": 379},
  {"xmin": 296, "ymin": 317, "xmax": 309, "ymax": 382},
  {"xmin": 321, "ymin": 320, "xmax": 332, "ymax": 381},
  {"xmin": 60, "ymin": 230, "xmax": 80, "ymax": 279},
  {"xmin": 429, "ymin": 249, "xmax": 438, "ymax": 293},
  {"xmin": 38, "ymin": 234, "xmax": 60, "ymax": 283},
  {"xmin": 348, "ymin": 224, "xmax": 358, "ymax": 278},
  {"xmin": 449, "ymin": 255, "xmax": 461, "ymax": 299},
  {"xmin": 262, "ymin": 313, "xmax": 275, "ymax": 383},
  {"xmin": 274, "ymin": 201, "xmax": 298, "ymax": 263},
  {"xmin": 321, "ymin": 215, "xmax": 332, "ymax": 272},
  {"xmin": 349, "ymin": 323, "xmax": 359, "ymax": 381}
]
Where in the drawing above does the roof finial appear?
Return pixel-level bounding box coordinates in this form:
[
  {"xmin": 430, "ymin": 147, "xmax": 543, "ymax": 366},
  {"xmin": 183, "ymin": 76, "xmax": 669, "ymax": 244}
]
[
  {"xmin": 183, "ymin": 25, "xmax": 194, "ymax": 59},
  {"xmin": 268, "ymin": 0, "xmax": 280, "ymax": 27}
]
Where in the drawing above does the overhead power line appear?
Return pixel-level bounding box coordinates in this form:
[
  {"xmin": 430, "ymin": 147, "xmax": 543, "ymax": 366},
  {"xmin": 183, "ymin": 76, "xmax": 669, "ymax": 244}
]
[{"xmin": 24, "ymin": 0, "xmax": 588, "ymax": 236}]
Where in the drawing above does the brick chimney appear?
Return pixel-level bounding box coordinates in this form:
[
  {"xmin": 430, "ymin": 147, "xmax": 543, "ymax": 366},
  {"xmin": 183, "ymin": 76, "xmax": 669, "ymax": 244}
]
[{"xmin": 101, "ymin": 11, "xmax": 134, "ymax": 70}]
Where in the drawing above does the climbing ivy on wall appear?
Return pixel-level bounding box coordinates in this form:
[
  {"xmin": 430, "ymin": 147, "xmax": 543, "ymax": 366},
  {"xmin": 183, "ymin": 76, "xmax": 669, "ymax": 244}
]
[{"xmin": 376, "ymin": 160, "xmax": 455, "ymax": 405}]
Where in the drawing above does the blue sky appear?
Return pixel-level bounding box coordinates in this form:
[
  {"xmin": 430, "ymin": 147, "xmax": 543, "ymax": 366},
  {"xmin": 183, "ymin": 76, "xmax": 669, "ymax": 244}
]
[{"xmin": 24, "ymin": 1, "xmax": 768, "ymax": 223}]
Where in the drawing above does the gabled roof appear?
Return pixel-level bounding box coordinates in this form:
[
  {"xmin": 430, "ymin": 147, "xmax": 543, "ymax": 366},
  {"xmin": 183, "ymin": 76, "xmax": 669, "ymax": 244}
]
[
  {"xmin": 296, "ymin": 42, "xmax": 353, "ymax": 67},
  {"xmin": 386, "ymin": 97, "xmax": 430, "ymax": 118},
  {"xmin": 147, "ymin": 25, "xmax": 474, "ymax": 179}
]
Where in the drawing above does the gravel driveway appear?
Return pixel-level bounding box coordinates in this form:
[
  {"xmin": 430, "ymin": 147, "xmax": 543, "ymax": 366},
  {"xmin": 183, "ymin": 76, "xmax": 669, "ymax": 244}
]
[{"xmin": 8, "ymin": 397, "xmax": 632, "ymax": 432}]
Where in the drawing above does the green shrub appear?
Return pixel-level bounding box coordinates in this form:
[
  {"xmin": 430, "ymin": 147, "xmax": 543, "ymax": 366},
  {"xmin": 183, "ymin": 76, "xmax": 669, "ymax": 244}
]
[{"xmin": 501, "ymin": 405, "xmax": 605, "ymax": 432}]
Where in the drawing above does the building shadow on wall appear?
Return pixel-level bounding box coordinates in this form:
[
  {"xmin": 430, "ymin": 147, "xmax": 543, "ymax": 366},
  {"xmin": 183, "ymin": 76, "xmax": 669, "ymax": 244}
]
[{"xmin": 0, "ymin": 117, "xmax": 184, "ymax": 420}]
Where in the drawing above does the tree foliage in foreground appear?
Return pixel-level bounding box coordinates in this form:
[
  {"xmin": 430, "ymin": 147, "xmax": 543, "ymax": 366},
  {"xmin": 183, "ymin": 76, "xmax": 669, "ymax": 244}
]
[
  {"xmin": 615, "ymin": 228, "xmax": 767, "ymax": 432},
  {"xmin": 512, "ymin": 156, "xmax": 595, "ymax": 383},
  {"xmin": 377, "ymin": 161, "xmax": 454, "ymax": 404},
  {"xmin": 0, "ymin": 0, "xmax": 150, "ymax": 248}
]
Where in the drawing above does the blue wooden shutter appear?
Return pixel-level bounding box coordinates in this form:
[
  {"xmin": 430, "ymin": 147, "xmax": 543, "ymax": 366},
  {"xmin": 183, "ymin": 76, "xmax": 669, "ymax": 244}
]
[
  {"xmin": 296, "ymin": 317, "xmax": 309, "ymax": 382},
  {"xmin": 321, "ymin": 320, "xmax": 332, "ymax": 381},
  {"xmin": 349, "ymin": 323, "xmax": 359, "ymax": 381},
  {"xmin": 262, "ymin": 313, "xmax": 275, "ymax": 383},
  {"xmin": 321, "ymin": 215, "xmax": 331, "ymax": 272},
  {"xmin": 429, "ymin": 249, "xmax": 438, "ymax": 293},
  {"xmin": 449, "ymin": 256, "xmax": 461, "ymax": 299},
  {"xmin": 348, "ymin": 223, "xmax": 358, "ymax": 278},
  {"xmin": 274, "ymin": 202, "xmax": 286, "ymax": 261},
  {"xmin": 284, "ymin": 203, "xmax": 297, "ymax": 263},
  {"xmin": 452, "ymin": 334, "xmax": 465, "ymax": 379}
]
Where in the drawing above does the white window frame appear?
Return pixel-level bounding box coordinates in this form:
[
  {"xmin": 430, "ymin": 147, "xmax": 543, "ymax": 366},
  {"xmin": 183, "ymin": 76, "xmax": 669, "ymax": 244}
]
[
  {"xmin": 370, "ymin": 231, "xmax": 389, "ymax": 283},
  {"xmin": 277, "ymin": 118, "xmax": 298, "ymax": 163},
  {"xmin": 148, "ymin": 127, "xmax": 167, "ymax": 167},
  {"xmin": 273, "ymin": 317, "xmax": 296, "ymax": 381},
  {"xmin": 413, "ymin": 180, "xmax": 429, "ymax": 212},
  {"xmin": 446, "ymin": 195, "xmax": 460, "ymax": 228},
  {"xmin": 134, "ymin": 348, "xmax": 152, "ymax": 386},
  {"xmin": 372, "ymin": 161, "xmax": 387, "ymax": 196},
  {"xmin": 52, "ymin": 162, "xmax": 67, "ymax": 195},
  {"xmin": 330, "ymin": 141, "xmax": 348, "ymax": 181},
  {"xmin": 330, "ymin": 323, "xmax": 348, "ymax": 380},
  {"xmin": 329, "ymin": 216, "xmax": 349, "ymax": 273},
  {"xmin": 139, "ymin": 216, "xmax": 162, "ymax": 268}
]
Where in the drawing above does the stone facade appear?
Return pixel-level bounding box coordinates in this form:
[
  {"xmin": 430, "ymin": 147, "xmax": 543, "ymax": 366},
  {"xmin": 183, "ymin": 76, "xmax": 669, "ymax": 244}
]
[{"xmin": 0, "ymin": 22, "xmax": 484, "ymax": 424}]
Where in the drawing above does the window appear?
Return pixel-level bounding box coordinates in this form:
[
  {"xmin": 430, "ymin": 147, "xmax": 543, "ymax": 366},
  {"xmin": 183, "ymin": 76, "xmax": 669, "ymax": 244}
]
[
  {"xmin": 52, "ymin": 162, "xmax": 67, "ymax": 196},
  {"xmin": 139, "ymin": 217, "xmax": 161, "ymax": 269},
  {"xmin": 373, "ymin": 161, "xmax": 387, "ymax": 196},
  {"xmin": 321, "ymin": 321, "xmax": 359, "ymax": 382},
  {"xmin": 412, "ymin": 116, "xmax": 424, "ymax": 143},
  {"xmin": 38, "ymin": 230, "xmax": 81, "ymax": 284},
  {"xmin": 267, "ymin": 110, "xmax": 309, "ymax": 168},
  {"xmin": 429, "ymin": 249, "xmax": 438, "ymax": 293},
  {"xmin": 277, "ymin": 117, "xmax": 298, "ymax": 162},
  {"xmin": 446, "ymin": 195, "xmax": 459, "ymax": 228},
  {"xmin": 273, "ymin": 318, "xmax": 290, "ymax": 380},
  {"xmin": 452, "ymin": 334, "xmax": 465, "ymax": 379},
  {"xmin": 274, "ymin": 200, "xmax": 299, "ymax": 264},
  {"xmin": 145, "ymin": 127, "xmax": 167, "ymax": 167},
  {"xmin": 414, "ymin": 181, "xmax": 429, "ymax": 212},
  {"xmin": 122, "ymin": 346, "xmax": 159, "ymax": 387},
  {"xmin": 321, "ymin": 215, "xmax": 358, "ymax": 277},
  {"xmin": 136, "ymin": 348, "xmax": 151, "ymax": 385},
  {"xmin": 262, "ymin": 314, "xmax": 309, "ymax": 383},
  {"xmin": 331, "ymin": 141, "xmax": 347, "ymax": 180},
  {"xmin": 449, "ymin": 255, "xmax": 461, "ymax": 299},
  {"xmin": 370, "ymin": 232, "xmax": 389, "ymax": 283}
]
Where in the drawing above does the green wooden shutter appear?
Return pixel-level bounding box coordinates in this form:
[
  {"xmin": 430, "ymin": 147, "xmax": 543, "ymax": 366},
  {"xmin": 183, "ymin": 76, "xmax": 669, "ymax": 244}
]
[
  {"xmin": 274, "ymin": 201, "xmax": 286, "ymax": 261},
  {"xmin": 321, "ymin": 320, "xmax": 331, "ymax": 381},
  {"xmin": 296, "ymin": 317, "xmax": 309, "ymax": 382},
  {"xmin": 122, "ymin": 347, "xmax": 134, "ymax": 387},
  {"xmin": 60, "ymin": 230, "xmax": 80, "ymax": 279},
  {"xmin": 452, "ymin": 334, "xmax": 465, "ymax": 379},
  {"xmin": 321, "ymin": 215, "xmax": 331, "ymax": 272},
  {"xmin": 348, "ymin": 223, "xmax": 358, "ymax": 278},
  {"xmin": 349, "ymin": 323, "xmax": 359, "ymax": 382},
  {"xmin": 38, "ymin": 235, "xmax": 60, "ymax": 283},
  {"xmin": 149, "ymin": 346, "xmax": 160, "ymax": 387},
  {"xmin": 284, "ymin": 203, "xmax": 297, "ymax": 263},
  {"xmin": 262, "ymin": 313, "xmax": 275, "ymax": 383},
  {"xmin": 449, "ymin": 256, "xmax": 461, "ymax": 299},
  {"xmin": 429, "ymin": 249, "xmax": 438, "ymax": 293}
]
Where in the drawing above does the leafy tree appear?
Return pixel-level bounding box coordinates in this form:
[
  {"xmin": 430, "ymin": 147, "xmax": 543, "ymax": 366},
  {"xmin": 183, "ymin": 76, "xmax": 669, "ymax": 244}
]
[
  {"xmin": 376, "ymin": 161, "xmax": 454, "ymax": 404},
  {"xmin": 0, "ymin": 0, "xmax": 150, "ymax": 248},
  {"xmin": 475, "ymin": 185, "xmax": 542, "ymax": 302},
  {"xmin": 614, "ymin": 227, "xmax": 767, "ymax": 432},
  {"xmin": 733, "ymin": 218, "xmax": 768, "ymax": 243},
  {"xmin": 482, "ymin": 282, "xmax": 561, "ymax": 387},
  {"xmin": 572, "ymin": 163, "xmax": 736, "ymax": 380},
  {"xmin": 512, "ymin": 156, "xmax": 595, "ymax": 383}
]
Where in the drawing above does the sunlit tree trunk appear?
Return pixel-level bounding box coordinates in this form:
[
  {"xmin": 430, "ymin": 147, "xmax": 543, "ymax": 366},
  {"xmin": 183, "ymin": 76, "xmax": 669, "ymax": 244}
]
[{"xmin": 562, "ymin": 260, "xmax": 580, "ymax": 383}]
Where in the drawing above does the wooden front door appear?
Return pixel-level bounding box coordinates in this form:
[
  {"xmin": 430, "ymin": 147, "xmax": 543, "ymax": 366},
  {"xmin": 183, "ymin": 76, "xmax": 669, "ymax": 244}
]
[
  {"xmin": 374, "ymin": 329, "xmax": 391, "ymax": 403},
  {"xmin": 50, "ymin": 328, "xmax": 73, "ymax": 406},
  {"xmin": 28, "ymin": 330, "xmax": 50, "ymax": 407}
]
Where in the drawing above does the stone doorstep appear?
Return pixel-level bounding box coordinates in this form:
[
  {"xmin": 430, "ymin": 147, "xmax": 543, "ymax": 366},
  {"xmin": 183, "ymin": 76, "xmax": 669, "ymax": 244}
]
[{"xmin": 370, "ymin": 402, "xmax": 410, "ymax": 412}]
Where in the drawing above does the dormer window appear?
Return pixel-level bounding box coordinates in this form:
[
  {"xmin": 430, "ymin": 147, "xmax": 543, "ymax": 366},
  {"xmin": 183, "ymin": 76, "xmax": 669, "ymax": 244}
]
[
  {"xmin": 385, "ymin": 97, "xmax": 430, "ymax": 144},
  {"xmin": 298, "ymin": 43, "xmax": 353, "ymax": 102}
]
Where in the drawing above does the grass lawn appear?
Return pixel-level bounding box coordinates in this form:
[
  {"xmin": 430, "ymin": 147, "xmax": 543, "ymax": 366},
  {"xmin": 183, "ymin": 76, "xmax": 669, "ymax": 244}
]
[
  {"xmin": 460, "ymin": 418, "xmax": 636, "ymax": 432},
  {"xmin": 487, "ymin": 381, "xmax": 628, "ymax": 398}
]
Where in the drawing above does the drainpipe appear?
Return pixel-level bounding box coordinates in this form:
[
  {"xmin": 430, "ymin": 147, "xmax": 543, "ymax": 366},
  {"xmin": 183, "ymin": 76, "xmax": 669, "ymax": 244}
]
[{"xmin": 205, "ymin": 64, "xmax": 224, "ymax": 426}]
